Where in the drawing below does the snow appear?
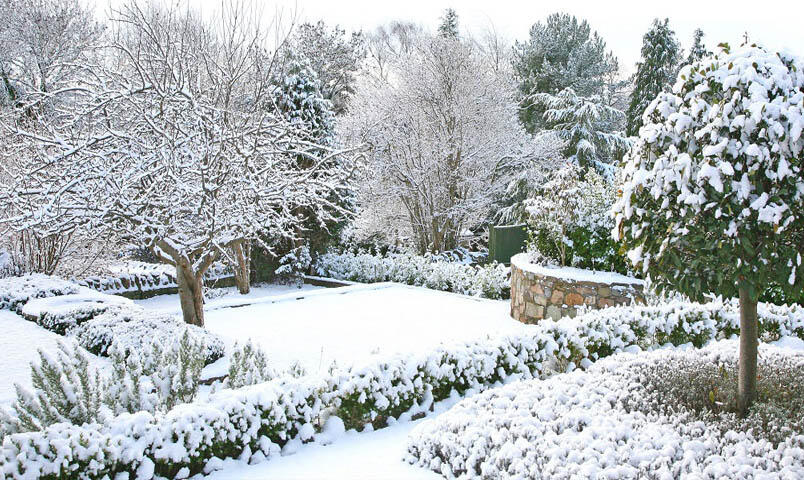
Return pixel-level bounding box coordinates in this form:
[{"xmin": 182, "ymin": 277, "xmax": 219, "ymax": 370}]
[
  {"xmin": 204, "ymin": 412, "xmax": 441, "ymax": 480},
  {"xmin": 141, "ymin": 283, "xmax": 523, "ymax": 374},
  {"xmin": 134, "ymin": 283, "xmax": 324, "ymax": 315},
  {"xmin": 0, "ymin": 310, "xmax": 106, "ymax": 405},
  {"xmin": 21, "ymin": 291, "xmax": 133, "ymax": 319},
  {"xmin": 512, "ymin": 253, "xmax": 644, "ymax": 285}
]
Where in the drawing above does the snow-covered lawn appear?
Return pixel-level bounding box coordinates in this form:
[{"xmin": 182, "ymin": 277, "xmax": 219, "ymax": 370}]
[
  {"xmin": 136, "ymin": 283, "xmax": 524, "ymax": 375},
  {"xmin": 0, "ymin": 310, "xmax": 107, "ymax": 404}
]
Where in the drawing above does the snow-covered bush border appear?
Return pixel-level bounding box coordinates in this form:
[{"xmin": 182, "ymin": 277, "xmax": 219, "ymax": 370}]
[
  {"xmin": 77, "ymin": 261, "xmax": 233, "ymax": 296},
  {"xmin": 3, "ymin": 298, "xmax": 803, "ymax": 479},
  {"xmin": 314, "ymin": 251, "xmax": 510, "ymax": 299},
  {"xmin": 406, "ymin": 340, "xmax": 804, "ymax": 479}
]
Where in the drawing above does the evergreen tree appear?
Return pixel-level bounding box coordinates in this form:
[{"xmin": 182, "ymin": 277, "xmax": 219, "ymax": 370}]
[
  {"xmin": 625, "ymin": 18, "xmax": 681, "ymax": 136},
  {"xmin": 514, "ymin": 13, "xmax": 619, "ymax": 132},
  {"xmin": 685, "ymin": 28, "xmax": 710, "ymax": 65},
  {"xmin": 438, "ymin": 8, "xmax": 459, "ymax": 38},
  {"xmin": 272, "ymin": 59, "xmax": 335, "ymax": 143}
]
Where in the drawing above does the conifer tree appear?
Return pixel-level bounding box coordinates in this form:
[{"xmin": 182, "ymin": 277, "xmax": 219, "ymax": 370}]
[
  {"xmin": 438, "ymin": 8, "xmax": 459, "ymax": 38},
  {"xmin": 625, "ymin": 18, "xmax": 681, "ymax": 136},
  {"xmin": 684, "ymin": 28, "xmax": 710, "ymax": 65}
]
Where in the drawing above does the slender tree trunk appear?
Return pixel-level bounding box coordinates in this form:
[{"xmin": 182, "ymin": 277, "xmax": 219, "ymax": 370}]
[
  {"xmin": 738, "ymin": 285, "xmax": 758, "ymax": 416},
  {"xmin": 232, "ymin": 240, "xmax": 251, "ymax": 295},
  {"xmin": 176, "ymin": 262, "xmax": 205, "ymax": 327}
]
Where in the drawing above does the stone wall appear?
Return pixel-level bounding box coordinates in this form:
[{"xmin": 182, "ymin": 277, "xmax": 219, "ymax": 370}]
[{"xmin": 510, "ymin": 253, "xmax": 645, "ymax": 324}]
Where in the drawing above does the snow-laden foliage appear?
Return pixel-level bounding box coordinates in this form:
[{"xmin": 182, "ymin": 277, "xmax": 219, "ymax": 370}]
[
  {"xmin": 614, "ymin": 45, "xmax": 804, "ymax": 301},
  {"xmin": 78, "ymin": 260, "xmax": 233, "ymax": 296},
  {"xmin": 514, "ymin": 12, "xmax": 620, "ymax": 132},
  {"xmin": 275, "ymin": 245, "xmax": 313, "ymax": 281},
  {"xmin": 314, "ymin": 251, "xmax": 510, "ymax": 299},
  {"xmin": 0, "ymin": 274, "xmax": 81, "ymax": 313},
  {"xmin": 626, "ymin": 18, "xmax": 682, "ymax": 136},
  {"xmin": 72, "ymin": 305, "xmax": 224, "ymax": 365},
  {"xmin": 272, "ymin": 59, "xmax": 335, "ymax": 142},
  {"xmin": 0, "ymin": 2, "xmax": 359, "ymax": 326},
  {"xmin": 2, "ymin": 331, "xmax": 207, "ymax": 440},
  {"xmin": 532, "ymin": 87, "xmax": 630, "ymax": 174},
  {"xmin": 2, "ymin": 298, "xmax": 803, "ymax": 478},
  {"xmin": 525, "ymin": 163, "xmax": 624, "ymax": 272},
  {"xmin": 227, "ymin": 341, "xmax": 277, "ymax": 389},
  {"xmin": 406, "ymin": 341, "xmax": 804, "ymax": 479},
  {"xmin": 342, "ymin": 33, "xmax": 528, "ymax": 253}
]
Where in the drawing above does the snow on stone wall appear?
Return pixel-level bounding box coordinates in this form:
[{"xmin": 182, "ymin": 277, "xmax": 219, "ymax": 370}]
[{"xmin": 510, "ymin": 253, "xmax": 644, "ymax": 322}]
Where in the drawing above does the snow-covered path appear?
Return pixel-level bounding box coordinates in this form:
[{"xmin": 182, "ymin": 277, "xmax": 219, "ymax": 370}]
[{"xmin": 205, "ymin": 416, "xmax": 441, "ymax": 480}]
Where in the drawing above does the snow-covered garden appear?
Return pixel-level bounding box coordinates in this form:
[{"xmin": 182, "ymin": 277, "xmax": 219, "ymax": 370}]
[{"xmin": 1, "ymin": 1, "xmax": 803, "ymax": 479}]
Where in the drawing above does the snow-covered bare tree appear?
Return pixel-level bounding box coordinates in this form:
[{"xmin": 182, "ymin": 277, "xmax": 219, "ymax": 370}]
[
  {"xmin": 342, "ymin": 34, "xmax": 527, "ymax": 253},
  {"xmin": 1, "ymin": 0, "xmax": 359, "ymax": 327},
  {"xmin": 364, "ymin": 21, "xmax": 423, "ymax": 81}
]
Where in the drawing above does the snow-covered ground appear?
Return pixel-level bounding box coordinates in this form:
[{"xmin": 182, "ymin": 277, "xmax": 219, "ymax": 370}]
[
  {"xmin": 0, "ymin": 310, "xmax": 107, "ymax": 404},
  {"xmin": 134, "ymin": 282, "xmax": 324, "ymax": 315},
  {"xmin": 136, "ymin": 283, "xmax": 523, "ymax": 375}
]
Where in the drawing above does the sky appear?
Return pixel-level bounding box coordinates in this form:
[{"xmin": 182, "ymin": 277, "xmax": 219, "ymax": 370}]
[{"xmin": 184, "ymin": 0, "xmax": 803, "ymax": 76}]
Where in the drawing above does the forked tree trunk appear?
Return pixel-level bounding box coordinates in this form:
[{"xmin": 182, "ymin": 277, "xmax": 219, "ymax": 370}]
[
  {"xmin": 232, "ymin": 240, "xmax": 251, "ymax": 295},
  {"xmin": 737, "ymin": 286, "xmax": 758, "ymax": 417},
  {"xmin": 176, "ymin": 262, "xmax": 205, "ymax": 327}
]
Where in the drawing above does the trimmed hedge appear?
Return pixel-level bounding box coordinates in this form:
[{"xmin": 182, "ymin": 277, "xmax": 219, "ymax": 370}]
[{"xmin": 3, "ymin": 298, "xmax": 803, "ymax": 479}]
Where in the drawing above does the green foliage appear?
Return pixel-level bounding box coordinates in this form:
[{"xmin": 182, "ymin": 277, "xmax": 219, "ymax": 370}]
[
  {"xmin": 514, "ymin": 12, "xmax": 619, "ymax": 132},
  {"xmin": 528, "ymin": 226, "xmax": 629, "ymax": 274},
  {"xmin": 438, "ymin": 8, "xmax": 459, "ymax": 38},
  {"xmin": 626, "ymin": 18, "xmax": 681, "ymax": 136},
  {"xmin": 228, "ymin": 340, "xmax": 276, "ymax": 389}
]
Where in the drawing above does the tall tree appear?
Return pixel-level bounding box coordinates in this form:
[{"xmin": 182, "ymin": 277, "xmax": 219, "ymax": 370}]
[
  {"xmin": 614, "ymin": 45, "xmax": 804, "ymax": 415},
  {"xmin": 286, "ymin": 21, "xmax": 365, "ymax": 114},
  {"xmin": 514, "ymin": 13, "xmax": 619, "ymax": 132},
  {"xmin": 685, "ymin": 28, "xmax": 710, "ymax": 65},
  {"xmin": 1, "ymin": 1, "xmax": 358, "ymax": 327},
  {"xmin": 438, "ymin": 8, "xmax": 459, "ymax": 38},
  {"xmin": 343, "ymin": 35, "xmax": 527, "ymax": 253},
  {"xmin": 625, "ymin": 18, "xmax": 681, "ymax": 136},
  {"xmin": 532, "ymin": 88, "xmax": 630, "ymax": 175}
]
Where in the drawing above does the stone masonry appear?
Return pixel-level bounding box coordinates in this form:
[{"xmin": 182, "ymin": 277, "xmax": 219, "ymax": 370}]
[{"xmin": 510, "ymin": 254, "xmax": 645, "ymax": 324}]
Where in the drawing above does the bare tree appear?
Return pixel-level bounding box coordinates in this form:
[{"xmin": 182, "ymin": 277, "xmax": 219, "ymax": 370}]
[
  {"xmin": 1, "ymin": 0, "xmax": 359, "ymax": 326},
  {"xmin": 342, "ymin": 34, "xmax": 528, "ymax": 253}
]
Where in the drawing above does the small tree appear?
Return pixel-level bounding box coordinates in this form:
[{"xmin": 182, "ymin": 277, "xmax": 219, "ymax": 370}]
[
  {"xmin": 438, "ymin": 8, "xmax": 459, "ymax": 38},
  {"xmin": 684, "ymin": 28, "xmax": 710, "ymax": 66},
  {"xmin": 613, "ymin": 45, "xmax": 804, "ymax": 415}
]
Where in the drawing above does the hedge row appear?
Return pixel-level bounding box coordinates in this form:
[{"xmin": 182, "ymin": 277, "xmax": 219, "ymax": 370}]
[
  {"xmin": 3, "ymin": 297, "xmax": 803, "ymax": 479},
  {"xmin": 77, "ymin": 262, "xmax": 233, "ymax": 298}
]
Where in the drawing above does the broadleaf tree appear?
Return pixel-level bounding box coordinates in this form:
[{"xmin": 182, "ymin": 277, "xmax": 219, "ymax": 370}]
[
  {"xmin": 0, "ymin": 1, "xmax": 358, "ymax": 327},
  {"xmin": 613, "ymin": 45, "xmax": 804, "ymax": 415}
]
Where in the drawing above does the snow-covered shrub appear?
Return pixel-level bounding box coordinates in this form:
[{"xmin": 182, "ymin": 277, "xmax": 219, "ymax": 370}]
[
  {"xmin": 0, "ymin": 375, "xmax": 326, "ymax": 479},
  {"xmin": 78, "ymin": 260, "xmax": 234, "ymax": 296},
  {"xmin": 639, "ymin": 348, "xmax": 804, "ymax": 446},
  {"xmin": 72, "ymin": 305, "xmax": 224, "ymax": 365},
  {"xmin": 227, "ymin": 341, "xmax": 277, "ymax": 389},
  {"xmin": 4, "ymin": 299, "xmax": 803, "ymax": 479},
  {"xmin": 1, "ymin": 342, "xmax": 103, "ymax": 436},
  {"xmin": 105, "ymin": 331, "xmax": 207, "ymax": 416},
  {"xmin": 314, "ymin": 251, "xmax": 510, "ymax": 299},
  {"xmin": 21, "ymin": 292, "xmax": 135, "ymax": 335},
  {"xmin": 0, "ymin": 274, "xmax": 81, "ymax": 313},
  {"xmin": 275, "ymin": 245, "xmax": 312, "ymax": 283},
  {"xmin": 406, "ymin": 341, "xmax": 804, "ymax": 479},
  {"xmin": 525, "ymin": 163, "xmax": 628, "ymax": 273}
]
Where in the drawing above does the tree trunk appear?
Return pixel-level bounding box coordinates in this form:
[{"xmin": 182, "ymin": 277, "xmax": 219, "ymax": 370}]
[
  {"xmin": 232, "ymin": 240, "xmax": 251, "ymax": 295},
  {"xmin": 737, "ymin": 285, "xmax": 758, "ymax": 416},
  {"xmin": 176, "ymin": 262, "xmax": 205, "ymax": 327}
]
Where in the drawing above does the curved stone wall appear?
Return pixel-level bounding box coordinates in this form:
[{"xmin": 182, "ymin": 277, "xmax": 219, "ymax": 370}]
[{"xmin": 510, "ymin": 253, "xmax": 645, "ymax": 324}]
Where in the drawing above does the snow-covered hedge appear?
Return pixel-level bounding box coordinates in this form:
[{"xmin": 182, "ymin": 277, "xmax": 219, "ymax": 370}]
[
  {"xmin": 0, "ymin": 275, "xmax": 225, "ymax": 365},
  {"xmin": 72, "ymin": 306, "xmax": 225, "ymax": 366},
  {"xmin": 77, "ymin": 261, "xmax": 233, "ymax": 296},
  {"xmin": 314, "ymin": 251, "xmax": 510, "ymax": 299},
  {"xmin": 406, "ymin": 341, "xmax": 804, "ymax": 479},
  {"xmin": 0, "ymin": 274, "xmax": 81, "ymax": 313},
  {"xmin": 3, "ymin": 298, "xmax": 803, "ymax": 479}
]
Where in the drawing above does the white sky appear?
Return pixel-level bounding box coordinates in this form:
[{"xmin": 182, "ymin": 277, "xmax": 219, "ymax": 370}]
[{"xmin": 145, "ymin": 0, "xmax": 804, "ymax": 76}]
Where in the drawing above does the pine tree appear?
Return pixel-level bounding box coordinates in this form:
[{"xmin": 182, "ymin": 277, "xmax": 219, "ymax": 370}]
[
  {"xmin": 625, "ymin": 18, "xmax": 681, "ymax": 136},
  {"xmin": 272, "ymin": 59, "xmax": 335, "ymax": 143},
  {"xmin": 514, "ymin": 13, "xmax": 619, "ymax": 132},
  {"xmin": 438, "ymin": 8, "xmax": 459, "ymax": 38},
  {"xmin": 684, "ymin": 28, "xmax": 710, "ymax": 65}
]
